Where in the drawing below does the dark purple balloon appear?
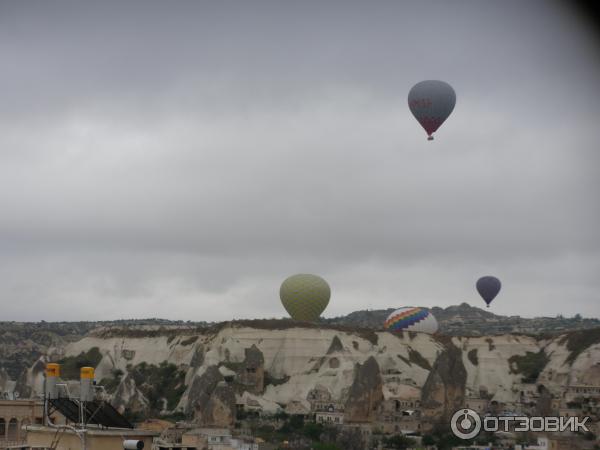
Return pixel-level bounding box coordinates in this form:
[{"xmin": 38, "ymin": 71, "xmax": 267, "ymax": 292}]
[{"xmin": 476, "ymin": 276, "xmax": 501, "ymax": 307}]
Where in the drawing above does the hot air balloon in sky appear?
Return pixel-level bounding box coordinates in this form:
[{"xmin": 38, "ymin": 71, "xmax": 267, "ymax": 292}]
[
  {"xmin": 280, "ymin": 273, "xmax": 330, "ymax": 322},
  {"xmin": 408, "ymin": 80, "xmax": 456, "ymax": 140},
  {"xmin": 383, "ymin": 307, "xmax": 438, "ymax": 334},
  {"xmin": 476, "ymin": 276, "xmax": 501, "ymax": 308}
]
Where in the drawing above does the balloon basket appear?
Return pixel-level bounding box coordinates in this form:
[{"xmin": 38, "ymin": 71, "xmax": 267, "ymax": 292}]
[{"xmin": 427, "ymin": 136, "xmax": 434, "ymax": 141}]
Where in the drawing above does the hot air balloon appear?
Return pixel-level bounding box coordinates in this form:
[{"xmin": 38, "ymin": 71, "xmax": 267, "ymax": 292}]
[
  {"xmin": 476, "ymin": 276, "xmax": 501, "ymax": 308},
  {"xmin": 280, "ymin": 274, "xmax": 330, "ymax": 321},
  {"xmin": 408, "ymin": 80, "xmax": 456, "ymax": 140},
  {"xmin": 383, "ymin": 307, "xmax": 438, "ymax": 334}
]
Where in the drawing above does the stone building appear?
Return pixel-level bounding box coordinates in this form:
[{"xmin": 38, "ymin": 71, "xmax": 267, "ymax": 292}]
[
  {"xmin": 375, "ymin": 382, "xmax": 424, "ymax": 434},
  {"xmin": 464, "ymin": 397, "xmax": 489, "ymax": 413},
  {"xmin": 0, "ymin": 399, "xmax": 44, "ymax": 448},
  {"xmin": 306, "ymin": 385, "xmax": 332, "ymax": 411},
  {"xmin": 25, "ymin": 425, "xmax": 158, "ymax": 450},
  {"xmin": 564, "ymin": 385, "xmax": 600, "ymax": 403},
  {"xmin": 181, "ymin": 428, "xmax": 258, "ymax": 450},
  {"xmin": 514, "ymin": 436, "xmax": 591, "ymax": 450},
  {"xmin": 315, "ymin": 404, "xmax": 344, "ymax": 426},
  {"xmin": 235, "ymin": 393, "xmax": 263, "ymax": 418},
  {"xmin": 376, "ymin": 400, "xmax": 423, "ymax": 434},
  {"xmin": 182, "ymin": 428, "xmax": 230, "ymax": 449},
  {"xmin": 284, "ymin": 401, "xmax": 310, "ymax": 418},
  {"xmin": 377, "ymin": 398, "xmax": 419, "ymax": 416},
  {"xmin": 555, "ymin": 384, "xmax": 600, "ymax": 424},
  {"xmin": 306, "ymin": 385, "xmax": 343, "ymax": 413}
]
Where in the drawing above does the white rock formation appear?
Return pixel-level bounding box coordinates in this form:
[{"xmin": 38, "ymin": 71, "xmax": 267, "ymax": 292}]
[{"xmin": 11, "ymin": 323, "xmax": 600, "ymax": 415}]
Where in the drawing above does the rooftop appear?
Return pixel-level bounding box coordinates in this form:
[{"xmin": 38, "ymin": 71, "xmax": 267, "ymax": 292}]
[{"xmin": 24, "ymin": 425, "xmax": 159, "ymax": 437}]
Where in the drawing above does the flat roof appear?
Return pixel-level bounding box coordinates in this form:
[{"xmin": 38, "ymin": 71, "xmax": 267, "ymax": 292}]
[
  {"xmin": 183, "ymin": 428, "xmax": 231, "ymax": 436},
  {"xmin": 25, "ymin": 425, "xmax": 159, "ymax": 437},
  {"xmin": 0, "ymin": 399, "xmax": 43, "ymax": 406}
]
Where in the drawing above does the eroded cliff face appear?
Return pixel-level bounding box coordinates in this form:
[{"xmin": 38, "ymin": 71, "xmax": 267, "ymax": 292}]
[
  {"xmin": 194, "ymin": 381, "xmax": 236, "ymax": 428},
  {"xmin": 421, "ymin": 338, "xmax": 467, "ymax": 422},
  {"xmin": 2, "ymin": 322, "xmax": 600, "ymax": 423},
  {"xmin": 112, "ymin": 373, "xmax": 149, "ymax": 416},
  {"xmin": 344, "ymin": 356, "xmax": 383, "ymax": 423},
  {"xmin": 236, "ymin": 344, "xmax": 265, "ymax": 395},
  {"xmin": 0, "ymin": 368, "xmax": 12, "ymax": 395},
  {"xmin": 185, "ymin": 365, "xmax": 224, "ymax": 416}
]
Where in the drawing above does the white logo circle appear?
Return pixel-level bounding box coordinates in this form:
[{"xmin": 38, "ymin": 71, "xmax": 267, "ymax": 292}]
[{"xmin": 451, "ymin": 408, "xmax": 482, "ymax": 440}]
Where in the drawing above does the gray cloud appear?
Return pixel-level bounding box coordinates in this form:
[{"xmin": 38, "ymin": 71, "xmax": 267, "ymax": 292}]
[{"xmin": 0, "ymin": 0, "xmax": 598, "ymax": 321}]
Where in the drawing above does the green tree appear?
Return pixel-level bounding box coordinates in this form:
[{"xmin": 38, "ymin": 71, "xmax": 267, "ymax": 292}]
[
  {"xmin": 430, "ymin": 429, "xmax": 473, "ymax": 450},
  {"xmin": 302, "ymin": 422, "xmax": 324, "ymax": 441},
  {"xmin": 422, "ymin": 434, "xmax": 435, "ymax": 446},
  {"xmin": 289, "ymin": 414, "xmax": 304, "ymax": 429},
  {"xmin": 312, "ymin": 444, "xmax": 340, "ymax": 450},
  {"xmin": 274, "ymin": 410, "xmax": 289, "ymax": 422},
  {"xmin": 383, "ymin": 434, "xmax": 416, "ymax": 449},
  {"xmin": 335, "ymin": 428, "xmax": 364, "ymax": 450},
  {"xmin": 584, "ymin": 431, "xmax": 596, "ymax": 441},
  {"xmin": 475, "ymin": 431, "xmax": 497, "ymax": 445}
]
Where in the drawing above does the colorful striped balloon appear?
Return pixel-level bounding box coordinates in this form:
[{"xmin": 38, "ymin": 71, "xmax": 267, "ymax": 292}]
[{"xmin": 384, "ymin": 307, "xmax": 438, "ymax": 334}]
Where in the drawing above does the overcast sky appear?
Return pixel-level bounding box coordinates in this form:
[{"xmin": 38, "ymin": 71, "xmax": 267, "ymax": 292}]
[{"xmin": 1, "ymin": 1, "xmax": 599, "ymax": 322}]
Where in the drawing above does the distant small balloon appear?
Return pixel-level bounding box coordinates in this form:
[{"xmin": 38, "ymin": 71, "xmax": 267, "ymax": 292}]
[
  {"xmin": 476, "ymin": 276, "xmax": 502, "ymax": 308},
  {"xmin": 408, "ymin": 80, "xmax": 456, "ymax": 140}
]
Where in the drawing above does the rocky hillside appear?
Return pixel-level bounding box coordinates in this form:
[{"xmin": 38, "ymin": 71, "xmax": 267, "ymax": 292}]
[
  {"xmin": 0, "ymin": 319, "xmax": 210, "ymax": 393},
  {"xmin": 2, "ymin": 303, "xmax": 599, "ymax": 409},
  {"xmin": 2, "ymin": 320, "xmax": 600, "ymax": 425},
  {"xmin": 325, "ymin": 302, "xmax": 600, "ymax": 336}
]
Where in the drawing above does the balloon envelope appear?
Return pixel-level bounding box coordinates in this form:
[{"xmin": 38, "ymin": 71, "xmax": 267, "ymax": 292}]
[
  {"xmin": 476, "ymin": 276, "xmax": 502, "ymax": 307},
  {"xmin": 280, "ymin": 274, "xmax": 330, "ymax": 321},
  {"xmin": 408, "ymin": 80, "xmax": 456, "ymax": 140},
  {"xmin": 384, "ymin": 307, "xmax": 438, "ymax": 334}
]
